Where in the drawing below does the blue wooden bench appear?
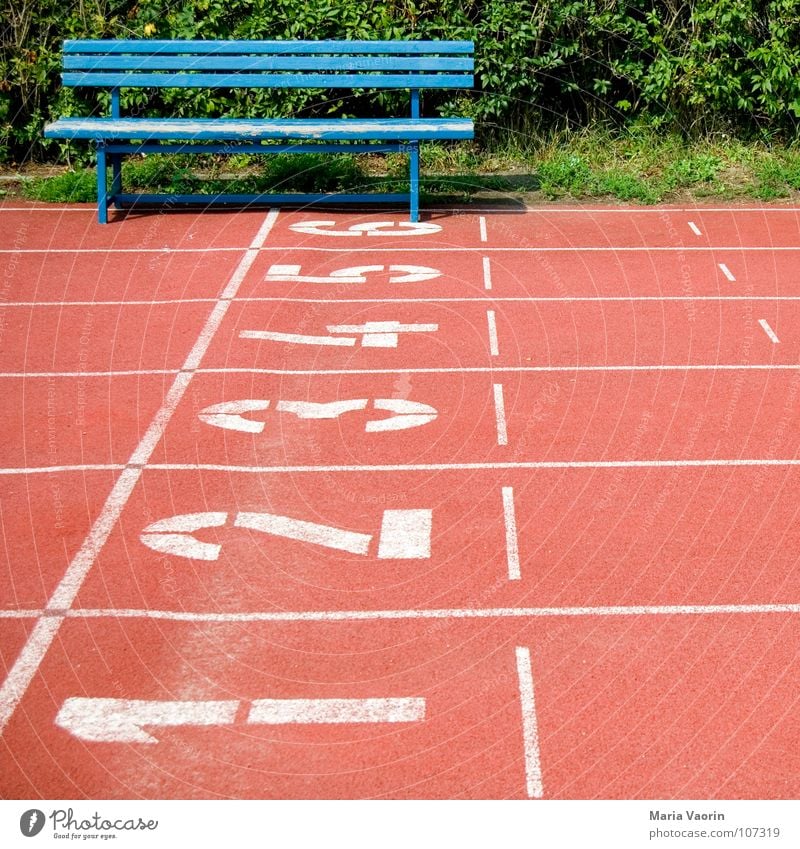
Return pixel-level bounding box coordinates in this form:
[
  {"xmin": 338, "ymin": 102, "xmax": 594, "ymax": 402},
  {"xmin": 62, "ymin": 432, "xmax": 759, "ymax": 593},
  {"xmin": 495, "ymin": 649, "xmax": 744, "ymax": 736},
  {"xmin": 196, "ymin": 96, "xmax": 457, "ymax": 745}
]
[{"xmin": 43, "ymin": 39, "xmax": 475, "ymax": 223}]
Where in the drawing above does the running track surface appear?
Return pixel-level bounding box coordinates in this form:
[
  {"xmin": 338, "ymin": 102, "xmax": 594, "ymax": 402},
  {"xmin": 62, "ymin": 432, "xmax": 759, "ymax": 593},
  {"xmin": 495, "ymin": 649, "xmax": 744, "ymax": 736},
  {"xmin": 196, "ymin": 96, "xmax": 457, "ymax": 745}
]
[{"xmin": 1, "ymin": 201, "xmax": 800, "ymax": 799}]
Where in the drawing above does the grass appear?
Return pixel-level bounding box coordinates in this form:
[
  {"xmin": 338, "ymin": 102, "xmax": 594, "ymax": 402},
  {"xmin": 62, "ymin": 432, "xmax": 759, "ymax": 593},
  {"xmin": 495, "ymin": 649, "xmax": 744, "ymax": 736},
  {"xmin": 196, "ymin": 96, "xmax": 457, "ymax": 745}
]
[{"xmin": 19, "ymin": 128, "xmax": 800, "ymax": 205}]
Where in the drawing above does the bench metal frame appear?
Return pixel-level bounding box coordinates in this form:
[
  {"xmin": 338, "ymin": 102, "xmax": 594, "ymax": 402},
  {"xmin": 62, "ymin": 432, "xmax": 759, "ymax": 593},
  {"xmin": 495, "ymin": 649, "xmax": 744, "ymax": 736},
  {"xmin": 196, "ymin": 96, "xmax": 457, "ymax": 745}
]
[{"xmin": 44, "ymin": 40, "xmax": 475, "ymax": 223}]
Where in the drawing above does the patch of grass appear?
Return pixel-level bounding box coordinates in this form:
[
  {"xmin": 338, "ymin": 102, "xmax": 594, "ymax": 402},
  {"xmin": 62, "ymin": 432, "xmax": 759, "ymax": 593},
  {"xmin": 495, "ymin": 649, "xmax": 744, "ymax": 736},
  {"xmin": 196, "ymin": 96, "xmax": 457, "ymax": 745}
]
[
  {"xmin": 23, "ymin": 168, "xmax": 96, "ymax": 202},
  {"xmin": 19, "ymin": 129, "xmax": 800, "ymax": 205},
  {"xmin": 663, "ymin": 154, "xmax": 723, "ymax": 189},
  {"xmin": 591, "ymin": 170, "xmax": 661, "ymax": 204},
  {"xmin": 536, "ymin": 153, "xmax": 591, "ymax": 198}
]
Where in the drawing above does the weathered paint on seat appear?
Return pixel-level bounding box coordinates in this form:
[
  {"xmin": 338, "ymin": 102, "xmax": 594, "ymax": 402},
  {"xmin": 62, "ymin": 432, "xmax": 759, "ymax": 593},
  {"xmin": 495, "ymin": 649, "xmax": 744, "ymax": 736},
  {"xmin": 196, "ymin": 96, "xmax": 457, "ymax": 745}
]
[{"xmin": 44, "ymin": 118, "xmax": 475, "ymax": 141}]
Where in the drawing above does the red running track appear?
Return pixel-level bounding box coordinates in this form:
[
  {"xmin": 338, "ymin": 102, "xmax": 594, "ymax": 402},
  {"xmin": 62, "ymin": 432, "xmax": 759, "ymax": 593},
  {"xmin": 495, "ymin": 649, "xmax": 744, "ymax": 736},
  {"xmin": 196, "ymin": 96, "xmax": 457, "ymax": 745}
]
[{"xmin": 1, "ymin": 202, "xmax": 800, "ymax": 799}]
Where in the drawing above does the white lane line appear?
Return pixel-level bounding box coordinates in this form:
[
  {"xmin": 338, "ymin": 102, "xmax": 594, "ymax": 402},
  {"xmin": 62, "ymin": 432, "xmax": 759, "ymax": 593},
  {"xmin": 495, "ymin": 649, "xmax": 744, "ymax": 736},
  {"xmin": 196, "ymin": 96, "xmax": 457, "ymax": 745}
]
[
  {"xmin": 6, "ymin": 205, "xmax": 800, "ymax": 214},
  {"xmin": 493, "ymin": 383, "xmax": 508, "ymax": 446},
  {"xmin": 759, "ymin": 319, "xmax": 780, "ymax": 343},
  {"xmin": 0, "ymin": 299, "xmax": 217, "ymax": 307},
  {"xmin": 502, "ymin": 487, "xmax": 520, "ymax": 581},
  {"xmin": 147, "ymin": 458, "xmax": 800, "ymax": 473},
  {"xmin": 196, "ymin": 363, "xmax": 800, "ymax": 375},
  {"xmin": 207, "ymin": 295, "xmax": 800, "ymax": 304},
  {"xmin": 5, "ymin": 362, "xmax": 800, "ymax": 381},
  {"xmin": 487, "ymin": 310, "xmax": 499, "ymax": 356},
  {"xmin": 13, "ymin": 245, "xmax": 800, "ymax": 255},
  {"xmin": 0, "ymin": 370, "xmax": 178, "ymax": 378},
  {"xmin": 0, "ymin": 248, "xmax": 244, "ymax": 254},
  {"xmin": 15, "ymin": 295, "xmax": 800, "ymax": 308},
  {"xmin": 5, "ymin": 601, "xmax": 800, "ymax": 621},
  {"xmin": 688, "ymin": 221, "xmax": 702, "ymax": 236},
  {"xmin": 14, "ymin": 455, "xmax": 800, "ymax": 477},
  {"xmin": 0, "ymin": 209, "xmax": 280, "ymax": 735},
  {"xmin": 0, "ymin": 207, "xmax": 95, "ymax": 212},
  {"xmin": 254, "ymin": 246, "xmax": 800, "ymax": 253},
  {"xmin": 15, "ymin": 455, "xmax": 800, "ymax": 477},
  {"xmin": 479, "ymin": 216, "xmax": 488, "ymax": 242},
  {"xmin": 718, "ymin": 263, "xmax": 736, "ymax": 282},
  {"xmin": 515, "ymin": 647, "xmax": 543, "ymax": 798},
  {"xmin": 482, "ymin": 256, "xmax": 492, "ymax": 290},
  {"xmin": 0, "ymin": 465, "xmax": 123, "ymax": 475}
]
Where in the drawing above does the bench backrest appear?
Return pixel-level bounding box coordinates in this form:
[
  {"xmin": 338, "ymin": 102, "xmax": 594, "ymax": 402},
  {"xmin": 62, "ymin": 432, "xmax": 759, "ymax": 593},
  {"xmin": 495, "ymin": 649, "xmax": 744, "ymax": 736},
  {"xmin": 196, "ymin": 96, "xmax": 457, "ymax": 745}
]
[{"xmin": 61, "ymin": 40, "xmax": 474, "ymax": 91}]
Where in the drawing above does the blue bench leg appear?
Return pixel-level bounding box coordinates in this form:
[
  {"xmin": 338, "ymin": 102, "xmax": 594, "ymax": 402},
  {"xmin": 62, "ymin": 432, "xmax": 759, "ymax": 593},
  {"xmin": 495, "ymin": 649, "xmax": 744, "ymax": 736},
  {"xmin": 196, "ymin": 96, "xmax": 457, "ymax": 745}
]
[
  {"xmin": 111, "ymin": 154, "xmax": 122, "ymax": 210},
  {"xmin": 409, "ymin": 141, "xmax": 420, "ymax": 223},
  {"xmin": 96, "ymin": 142, "xmax": 108, "ymax": 224}
]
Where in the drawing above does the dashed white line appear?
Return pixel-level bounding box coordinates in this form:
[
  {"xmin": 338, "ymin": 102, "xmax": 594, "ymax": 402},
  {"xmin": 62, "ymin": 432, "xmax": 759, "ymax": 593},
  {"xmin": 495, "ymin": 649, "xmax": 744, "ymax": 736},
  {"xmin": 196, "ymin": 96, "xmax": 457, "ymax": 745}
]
[
  {"xmin": 718, "ymin": 263, "xmax": 736, "ymax": 281},
  {"xmin": 482, "ymin": 256, "xmax": 492, "ymax": 290},
  {"xmin": 0, "ymin": 209, "xmax": 280, "ymax": 735},
  {"xmin": 487, "ymin": 310, "xmax": 499, "ymax": 356},
  {"xmin": 493, "ymin": 383, "xmax": 508, "ymax": 446},
  {"xmin": 479, "ymin": 216, "xmax": 488, "ymax": 243},
  {"xmin": 759, "ymin": 319, "xmax": 780, "ymax": 343},
  {"xmin": 515, "ymin": 647, "xmax": 544, "ymax": 798},
  {"xmin": 502, "ymin": 487, "xmax": 520, "ymax": 581},
  {"xmin": 688, "ymin": 221, "xmax": 702, "ymax": 236}
]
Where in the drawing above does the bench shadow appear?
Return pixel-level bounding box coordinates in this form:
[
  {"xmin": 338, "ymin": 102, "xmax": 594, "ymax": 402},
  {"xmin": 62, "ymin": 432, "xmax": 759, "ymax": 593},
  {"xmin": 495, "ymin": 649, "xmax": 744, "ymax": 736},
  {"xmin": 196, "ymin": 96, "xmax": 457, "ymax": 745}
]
[{"xmin": 110, "ymin": 172, "xmax": 538, "ymax": 222}]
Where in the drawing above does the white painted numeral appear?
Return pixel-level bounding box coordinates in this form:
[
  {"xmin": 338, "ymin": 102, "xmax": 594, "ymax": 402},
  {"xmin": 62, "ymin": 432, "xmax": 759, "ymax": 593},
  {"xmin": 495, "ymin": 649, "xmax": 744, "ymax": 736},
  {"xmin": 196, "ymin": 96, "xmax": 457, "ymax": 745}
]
[
  {"xmin": 140, "ymin": 508, "xmax": 433, "ymax": 562},
  {"xmin": 265, "ymin": 263, "xmax": 441, "ymax": 284},
  {"xmin": 288, "ymin": 220, "xmax": 441, "ymax": 237}
]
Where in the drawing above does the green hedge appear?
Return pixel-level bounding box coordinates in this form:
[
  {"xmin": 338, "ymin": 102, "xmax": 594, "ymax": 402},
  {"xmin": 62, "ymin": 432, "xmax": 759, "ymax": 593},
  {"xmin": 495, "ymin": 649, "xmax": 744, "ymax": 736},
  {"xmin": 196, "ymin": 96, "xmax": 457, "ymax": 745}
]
[{"xmin": 3, "ymin": 1, "xmax": 800, "ymax": 163}]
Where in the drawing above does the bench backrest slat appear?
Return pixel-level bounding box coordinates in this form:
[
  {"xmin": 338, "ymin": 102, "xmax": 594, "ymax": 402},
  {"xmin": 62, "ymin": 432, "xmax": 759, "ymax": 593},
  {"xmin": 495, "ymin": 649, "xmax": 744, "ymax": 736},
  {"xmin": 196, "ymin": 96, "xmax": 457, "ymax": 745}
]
[
  {"xmin": 62, "ymin": 72, "xmax": 471, "ymax": 89},
  {"xmin": 64, "ymin": 56, "xmax": 474, "ymax": 72},
  {"xmin": 64, "ymin": 39, "xmax": 474, "ymax": 55},
  {"xmin": 60, "ymin": 39, "xmax": 474, "ymax": 90}
]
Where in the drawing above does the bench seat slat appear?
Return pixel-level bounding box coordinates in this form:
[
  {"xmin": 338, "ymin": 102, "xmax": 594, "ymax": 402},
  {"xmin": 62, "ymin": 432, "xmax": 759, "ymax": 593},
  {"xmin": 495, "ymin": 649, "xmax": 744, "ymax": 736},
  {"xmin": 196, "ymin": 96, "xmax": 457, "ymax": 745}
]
[
  {"xmin": 64, "ymin": 39, "xmax": 474, "ymax": 55},
  {"xmin": 64, "ymin": 55, "xmax": 474, "ymax": 72},
  {"xmin": 44, "ymin": 117, "xmax": 475, "ymax": 141},
  {"xmin": 61, "ymin": 72, "xmax": 472, "ymax": 89}
]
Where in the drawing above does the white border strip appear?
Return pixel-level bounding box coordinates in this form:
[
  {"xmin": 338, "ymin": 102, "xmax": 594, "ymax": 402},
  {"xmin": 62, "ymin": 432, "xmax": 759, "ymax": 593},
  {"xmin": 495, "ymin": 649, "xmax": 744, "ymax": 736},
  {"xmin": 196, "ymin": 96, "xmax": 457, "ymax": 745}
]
[
  {"xmin": 0, "ymin": 209, "xmax": 279, "ymax": 735},
  {"xmin": 516, "ymin": 647, "xmax": 544, "ymax": 798}
]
